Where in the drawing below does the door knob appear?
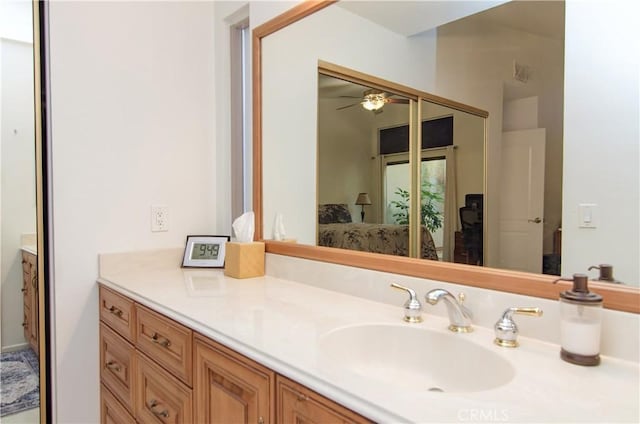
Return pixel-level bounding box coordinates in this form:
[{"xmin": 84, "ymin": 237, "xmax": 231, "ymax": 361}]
[{"xmin": 528, "ymin": 217, "xmax": 542, "ymax": 223}]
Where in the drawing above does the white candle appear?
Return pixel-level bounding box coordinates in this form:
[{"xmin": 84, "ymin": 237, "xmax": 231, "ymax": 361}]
[{"xmin": 561, "ymin": 317, "xmax": 601, "ymax": 356}]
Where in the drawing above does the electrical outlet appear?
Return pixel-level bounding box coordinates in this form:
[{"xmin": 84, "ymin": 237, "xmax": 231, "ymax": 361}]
[{"xmin": 151, "ymin": 205, "xmax": 169, "ymax": 232}]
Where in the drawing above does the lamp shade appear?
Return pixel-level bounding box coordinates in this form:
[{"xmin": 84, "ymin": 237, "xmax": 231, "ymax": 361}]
[{"xmin": 355, "ymin": 193, "xmax": 372, "ymax": 205}]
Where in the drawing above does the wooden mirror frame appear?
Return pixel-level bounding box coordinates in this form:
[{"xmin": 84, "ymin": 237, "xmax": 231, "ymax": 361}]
[{"xmin": 252, "ymin": 0, "xmax": 639, "ymax": 313}]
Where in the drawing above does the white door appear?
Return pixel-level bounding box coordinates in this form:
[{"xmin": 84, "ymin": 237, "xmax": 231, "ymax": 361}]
[{"xmin": 498, "ymin": 129, "xmax": 546, "ymax": 273}]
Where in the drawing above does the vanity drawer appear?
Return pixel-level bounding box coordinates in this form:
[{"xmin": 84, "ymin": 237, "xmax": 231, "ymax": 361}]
[
  {"xmin": 100, "ymin": 323, "xmax": 136, "ymax": 414},
  {"xmin": 276, "ymin": 375, "xmax": 372, "ymax": 424},
  {"xmin": 100, "ymin": 286, "xmax": 136, "ymax": 343},
  {"xmin": 135, "ymin": 304, "xmax": 193, "ymax": 386},
  {"xmin": 136, "ymin": 352, "xmax": 193, "ymax": 424},
  {"xmin": 101, "ymin": 383, "xmax": 136, "ymax": 424}
]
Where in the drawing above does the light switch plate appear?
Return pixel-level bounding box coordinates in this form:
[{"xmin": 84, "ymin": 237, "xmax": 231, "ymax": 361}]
[{"xmin": 579, "ymin": 203, "xmax": 597, "ymax": 228}]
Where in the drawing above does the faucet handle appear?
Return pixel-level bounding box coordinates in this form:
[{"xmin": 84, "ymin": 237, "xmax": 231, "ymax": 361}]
[
  {"xmin": 390, "ymin": 283, "xmax": 423, "ymax": 323},
  {"xmin": 456, "ymin": 292, "xmax": 473, "ymax": 320},
  {"xmin": 494, "ymin": 307, "xmax": 543, "ymax": 348}
]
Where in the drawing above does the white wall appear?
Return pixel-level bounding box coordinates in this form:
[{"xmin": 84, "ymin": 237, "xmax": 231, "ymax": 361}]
[
  {"xmin": 562, "ymin": 0, "xmax": 639, "ymax": 284},
  {"xmin": 48, "ymin": 1, "xmax": 216, "ymax": 421},
  {"xmin": 261, "ymin": 4, "xmax": 437, "ymax": 243},
  {"xmin": 1, "ymin": 38, "xmax": 36, "ymax": 351},
  {"xmin": 318, "ymin": 97, "xmax": 376, "ymax": 224},
  {"xmin": 0, "ymin": 0, "xmax": 33, "ymax": 43}
]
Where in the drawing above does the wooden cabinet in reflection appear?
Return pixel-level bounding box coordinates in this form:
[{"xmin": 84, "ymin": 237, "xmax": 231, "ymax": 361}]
[{"xmin": 22, "ymin": 251, "xmax": 38, "ymax": 353}]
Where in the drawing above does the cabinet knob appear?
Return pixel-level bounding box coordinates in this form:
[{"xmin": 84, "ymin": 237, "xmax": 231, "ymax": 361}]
[
  {"xmin": 296, "ymin": 392, "xmax": 309, "ymax": 402},
  {"xmin": 105, "ymin": 361, "xmax": 121, "ymax": 372},
  {"xmin": 147, "ymin": 399, "xmax": 170, "ymax": 418},
  {"xmin": 151, "ymin": 332, "xmax": 171, "ymax": 348},
  {"xmin": 258, "ymin": 417, "xmax": 264, "ymax": 424},
  {"xmin": 108, "ymin": 305, "xmax": 123, "ymax": 317}
]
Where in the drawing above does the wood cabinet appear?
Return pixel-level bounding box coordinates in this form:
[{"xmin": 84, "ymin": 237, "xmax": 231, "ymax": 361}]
[
  {"xmin": 136, "ymin": 305, "xmax": 192, "ymax": 386},
  {"xmin": 101, "ymin": 383, "xmax": 136, "ymax": 424},
  {"xmin": 100, "ymin": 323, "xmax": 136, "ymax": 413},
  {"xmin": 22, "ymin": 251, "xmax": 38, "ymax": 353},
  {"xmin": 136, "ymin": 352, "xmax": 193, "ymax": 423},
  {"xmin": 194, "ymin": 334, "xmax": 274, "ymax": 424},
  {"xmin": 98, "ymin": 284, "xmax": 370, "ymax": 424},
  {"xmin": 100, "ymin": 285, "xmax": 136, "ymax": 343},
  {"xmin": 277, "ymin": 376, "xmax": 371, "ymax": 424}
]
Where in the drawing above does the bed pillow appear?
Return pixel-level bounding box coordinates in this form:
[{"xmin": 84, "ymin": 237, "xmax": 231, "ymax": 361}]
[{"xmin": 318, "ymin": 204, "xmax": 352, "ymax": 224}]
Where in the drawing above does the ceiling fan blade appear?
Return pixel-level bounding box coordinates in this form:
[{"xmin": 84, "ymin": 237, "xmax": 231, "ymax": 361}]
[
  {"xmin": 385, "ymin": 98, "xmax": 410, "ymax": 104},
  {"xmin": 336, "ymin": 102, "xmax": 360, "ymax": 110},
  {"xmin": 338, "ymin": 95, "xmax": 363, "ymax": 99}
]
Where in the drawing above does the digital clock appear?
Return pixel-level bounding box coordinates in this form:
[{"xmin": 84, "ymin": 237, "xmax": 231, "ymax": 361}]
[{"xmin": 182, "ymin": 235, "xmax": 230, "ymax": 268}]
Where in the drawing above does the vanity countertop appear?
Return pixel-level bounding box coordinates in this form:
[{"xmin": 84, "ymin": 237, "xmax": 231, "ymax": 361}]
[
  {"xmin": 21, "ymin": 245, "xmax": 37, "ymax": 255},
  {"xmin": 98, "ymin": 249, "xmax": 639, "ymax": 423}
]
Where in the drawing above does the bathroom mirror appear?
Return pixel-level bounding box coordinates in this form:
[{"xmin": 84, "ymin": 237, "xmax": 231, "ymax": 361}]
[
  {"xmin": 253, "ymin": 0, "xmax": 639, "ymax": 312},
  {"xmin": 0, "ymin": 1, "xmax": 50, "ymax": 422}
]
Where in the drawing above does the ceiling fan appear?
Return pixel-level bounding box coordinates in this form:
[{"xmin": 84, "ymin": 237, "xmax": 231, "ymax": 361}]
[{"xmin": 336, "ymin": 89, "xmax": 409, "ymax": 113}]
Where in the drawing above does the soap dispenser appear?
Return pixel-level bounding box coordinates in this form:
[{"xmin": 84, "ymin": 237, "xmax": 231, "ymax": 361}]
[
  {"xmin": 588, "ymin": 264, "xmax": 622, "ymax": 284},
  {"xmin": 557, "ymin": 274, "xmax": 603, "ymax": 366}
]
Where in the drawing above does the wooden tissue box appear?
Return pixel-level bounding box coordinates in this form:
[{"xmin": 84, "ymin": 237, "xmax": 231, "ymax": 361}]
[{"xmin": 224, "ymin": 242, "xmax": 265, "ymax": 279}]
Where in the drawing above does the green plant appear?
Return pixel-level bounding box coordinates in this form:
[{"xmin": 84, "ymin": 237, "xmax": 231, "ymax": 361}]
[{"xmin": 390, "ymin": 182, "xmax": 444, "ymax": 232}]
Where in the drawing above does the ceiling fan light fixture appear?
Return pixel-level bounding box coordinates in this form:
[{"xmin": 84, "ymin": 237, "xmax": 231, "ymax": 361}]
[{"xmin": 362, "ymin": 93, "xmax": 386, "ymax": 111}]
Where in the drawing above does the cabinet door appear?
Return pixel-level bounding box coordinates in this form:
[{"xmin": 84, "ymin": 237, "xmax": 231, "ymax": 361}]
[
  {"xmin": 28, "ymin": 267, "xmax": 38, "ymax": 353},
  {"xmin": 22, "ymin": 306, "xmax": 30, "ymax": 343},
  {"xmin": 276, "ymin": 376, "xmax": 372, "ymax": 424},
  {"xmin": 136, "ymin": 352, "xmax": 193, "ymax": 424},
  {"xmin": 194, "ymin": 334, "xmax": 274, "ymax": 424},
  {"xmin": 100, "ymin": 323, "xmax": 136, "ymax": 413},
  {"xmin": 101, "ymin": 384, "xmax": 136, "ymax": 424}
]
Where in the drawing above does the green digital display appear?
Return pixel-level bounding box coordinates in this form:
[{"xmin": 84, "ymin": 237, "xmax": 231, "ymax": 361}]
[{"xmin": 191, "ymin": 243, "xmax": 220, "ymax": 260}]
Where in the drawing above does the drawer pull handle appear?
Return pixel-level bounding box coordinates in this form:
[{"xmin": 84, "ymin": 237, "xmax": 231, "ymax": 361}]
[
  {"xmin": 22, "ymin": 288, "xmax": 27, "ymax": 293},
  {"xmin": 151, "ymin": 333, "xmax": 171, "ymax": 348},
  {"xmin": 258, "ymin": 417, "xmax": 264, "ymax": 424},
  {"xmin": 296, "ymin": 392, "xmax": 308, "ymax": 402},
  {"xmin": 22, "ymin": 322, "xmax": 28, "ymax": 328},
  {"xmin": 22, "ymin": 260, "xmax": 27, "ymax": 265},
  {"xmin": 105, "ymin": 361, "xmax": 121, "ymax": 372},
  {"xmin": 147, "ymin": 399, "xmax": 170, "ymax": 418},
  {"xmin": 108, "ymin": 306, "xmax": 123, "ymax": 317}
]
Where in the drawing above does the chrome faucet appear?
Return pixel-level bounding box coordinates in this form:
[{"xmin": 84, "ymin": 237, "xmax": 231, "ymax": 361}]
[{"xmin": 425, "ymin": 289, "xmax": 473, "ymax": 332}]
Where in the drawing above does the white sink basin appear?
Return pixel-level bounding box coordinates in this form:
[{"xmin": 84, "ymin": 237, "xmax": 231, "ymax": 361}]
[{"xmin": 319, "ymin": 323, "xmax": 515, "ymax": 393}]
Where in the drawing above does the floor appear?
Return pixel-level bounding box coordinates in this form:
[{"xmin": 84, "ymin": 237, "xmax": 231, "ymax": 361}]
[{"xmin": 0, "ymin": 408, "xmax": 39, "ymax": 424}]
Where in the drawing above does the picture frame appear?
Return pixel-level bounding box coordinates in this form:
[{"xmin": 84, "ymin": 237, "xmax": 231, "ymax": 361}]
[{"xmin": 181, "ymin": 235, "xmax": 230, "ymax": 268}]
